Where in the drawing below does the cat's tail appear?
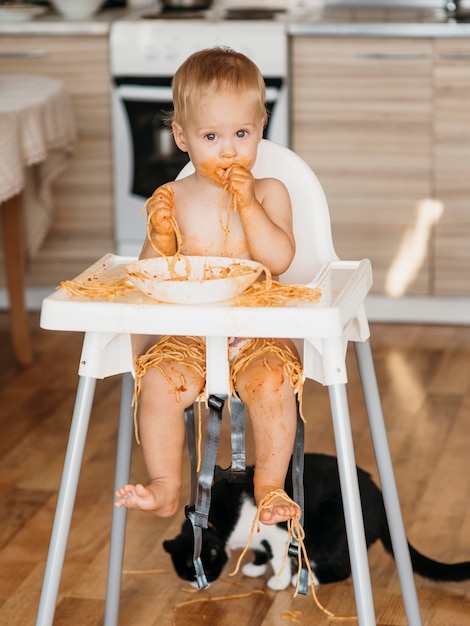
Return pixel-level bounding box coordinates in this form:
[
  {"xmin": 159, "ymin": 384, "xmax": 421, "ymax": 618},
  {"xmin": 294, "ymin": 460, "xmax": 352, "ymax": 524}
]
[
  {"xmin": 380, "ymin": 525, "xmax": 470, "ymax": 582},
  {"xmin": 407, "ymin": 546, "xmax": 470, "ymax": 582}
]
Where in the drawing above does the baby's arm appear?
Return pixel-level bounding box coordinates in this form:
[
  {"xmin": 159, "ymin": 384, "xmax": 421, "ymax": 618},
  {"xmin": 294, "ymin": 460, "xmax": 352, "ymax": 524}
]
[
  {"xmin": 223, "ymin": 165, "xmax": 295, "ymax": 275},
  {"xmin": 139, "ymin": 185, "xmax": 177, "ymax": 259}
]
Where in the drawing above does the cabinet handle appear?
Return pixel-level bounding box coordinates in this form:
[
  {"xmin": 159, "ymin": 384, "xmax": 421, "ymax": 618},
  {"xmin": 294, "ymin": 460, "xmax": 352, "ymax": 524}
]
[
  {"xmin": 356, "ymin": 52, "xmax": 428, "ymax": 60},
  {"xmin": 0, "ymin": 50, "xmax": 47, "ymax": 58},
  {"xmin": 439, "ymin": 52, "xmax": 470, "ymax": 60}
]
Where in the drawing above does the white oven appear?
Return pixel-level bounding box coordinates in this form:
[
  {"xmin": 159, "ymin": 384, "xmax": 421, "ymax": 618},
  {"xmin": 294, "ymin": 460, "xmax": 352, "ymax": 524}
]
[{"xmin": 110, "ymin": 17, "xmax": 289, "ymax": 256}]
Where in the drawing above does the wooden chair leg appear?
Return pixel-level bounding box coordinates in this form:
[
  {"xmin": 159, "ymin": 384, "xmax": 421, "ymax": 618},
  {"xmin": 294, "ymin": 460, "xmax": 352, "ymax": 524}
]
[{"xmin": 1, "ymin": 194, "xmax": 32, "ymax": 366}]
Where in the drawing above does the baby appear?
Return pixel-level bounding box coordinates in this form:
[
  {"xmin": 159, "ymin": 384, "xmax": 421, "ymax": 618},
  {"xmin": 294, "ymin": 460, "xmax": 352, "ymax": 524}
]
[{"xmin": 115, "ymin": 47, "xmax": 302, "ymax": 525}]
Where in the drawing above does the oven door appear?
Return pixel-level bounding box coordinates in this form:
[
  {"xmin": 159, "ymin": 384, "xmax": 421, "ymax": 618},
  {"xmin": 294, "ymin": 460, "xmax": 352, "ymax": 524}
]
[
  {"xmin": 112, "ymin": 84, "xmax": 183, "ymax": 254},
  {"xmin": 112, "ymin": 80, "xmax": 287, "ymax": 255}
]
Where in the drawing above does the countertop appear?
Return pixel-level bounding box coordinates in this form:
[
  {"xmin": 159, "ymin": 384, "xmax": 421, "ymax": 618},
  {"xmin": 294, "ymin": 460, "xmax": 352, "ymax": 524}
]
[
  {"xmin": 287, "ymin": 4, "xmax": 470, "ymax": 37},
  {"xmin": 0, "ymin": 6, "xmax": 125, "ymax": 36},
  {"xmin": 1, "ymin": 5, "xmax": 470, "ymax": 38}
]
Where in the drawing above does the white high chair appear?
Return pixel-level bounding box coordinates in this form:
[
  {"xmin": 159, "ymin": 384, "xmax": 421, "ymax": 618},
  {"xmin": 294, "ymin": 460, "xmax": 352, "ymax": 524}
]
[{"xmin": 37, "ymin": 140, "xmax": 422, "ymax": 626}]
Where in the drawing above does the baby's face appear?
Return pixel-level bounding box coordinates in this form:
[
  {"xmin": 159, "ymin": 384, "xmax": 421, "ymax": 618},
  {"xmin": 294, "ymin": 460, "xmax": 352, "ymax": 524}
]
[{"xmin": 172, "ymin": 88, "xmax": 265, "ymax": 186}]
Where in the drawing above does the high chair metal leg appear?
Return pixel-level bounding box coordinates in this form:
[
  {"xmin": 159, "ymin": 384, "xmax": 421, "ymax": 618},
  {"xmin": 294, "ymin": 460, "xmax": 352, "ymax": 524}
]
[
  {"xmin": 329, "ymin": 383, "xmax": 376, "ymax": 626},
  {"xmin": 104, "ymin": 372, "xmax": 135, "ymax": 626},
  {"xmin": 355, "ymin": 339, "xmax": 423, "ymax": 626},
  {"xmin": 36, "ymin": 376, "xmax": 97, "ymax": 626}
]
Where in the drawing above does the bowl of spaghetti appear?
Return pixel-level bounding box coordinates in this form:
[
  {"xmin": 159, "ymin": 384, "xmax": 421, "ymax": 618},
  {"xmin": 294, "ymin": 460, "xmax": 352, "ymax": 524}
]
[{"xmin": 124, "ymin": 256, "xmax": 265, "ymax": 304}]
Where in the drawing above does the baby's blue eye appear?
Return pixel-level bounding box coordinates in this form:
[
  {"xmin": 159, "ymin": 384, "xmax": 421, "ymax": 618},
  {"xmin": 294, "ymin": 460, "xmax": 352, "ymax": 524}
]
[
  {"xmin": 236, "ymin": 130, "xmax": 247, "ymax": 138},
  {"xmin": 205, "ymin": 133, "xmax": 216, "ymax": 141}
]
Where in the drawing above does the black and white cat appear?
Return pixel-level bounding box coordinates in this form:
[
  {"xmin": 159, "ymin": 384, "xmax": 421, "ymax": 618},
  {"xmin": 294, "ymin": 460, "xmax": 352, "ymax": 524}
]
[{"xmin": 163, "ymin": 453, "xmax": 470, "ymax": 590}]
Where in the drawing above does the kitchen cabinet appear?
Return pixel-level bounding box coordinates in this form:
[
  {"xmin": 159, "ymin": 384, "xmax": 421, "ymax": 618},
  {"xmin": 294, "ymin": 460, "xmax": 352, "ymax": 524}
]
[
  {"xmin": 433, "ymin": 38, "xmax": 470, "ymax": 296},
  {"xmin": 292, "ymin": 37, "xmax": 434, "ymax": 297},
  {"xmin": 0, "ymin": 35, "xmax": 113, "ymax": 288}
]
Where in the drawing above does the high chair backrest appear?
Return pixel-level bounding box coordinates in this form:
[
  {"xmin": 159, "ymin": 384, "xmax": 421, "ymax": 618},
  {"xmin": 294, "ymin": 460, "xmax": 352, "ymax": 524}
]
[{"xmin": 177, "ymin": 139, "xmax": 338, "ymax": 284}]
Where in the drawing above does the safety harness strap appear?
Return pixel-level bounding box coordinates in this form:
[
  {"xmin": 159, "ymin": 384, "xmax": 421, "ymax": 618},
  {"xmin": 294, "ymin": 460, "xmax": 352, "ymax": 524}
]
[
  {"xmin": 288, "ymin": 401, "xmax": 309, "ymax": 595},
  {"xmin": 184, "ymin": 405, "xmax": 198, "ymax": 507},
  {"xmin": 184, "ymin": 405, "xmax": 207, "ymax": 589},
  {"xmin": 184, "ymin": 395, "xmax": 307, "ymax": 593},
  {"xmin": 194, "ymin": 395, "xmax": 224, "ymax": 528},
  {"xmin": 228, "ymin": 395, "xmax": 247, "ymax": 481}
]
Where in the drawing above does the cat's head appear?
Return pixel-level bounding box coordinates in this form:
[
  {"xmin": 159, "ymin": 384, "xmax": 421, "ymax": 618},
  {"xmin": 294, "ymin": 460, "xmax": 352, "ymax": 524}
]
[{"xmin": 163, "ymin": 521, "xmax": 228, "ymax": 586}]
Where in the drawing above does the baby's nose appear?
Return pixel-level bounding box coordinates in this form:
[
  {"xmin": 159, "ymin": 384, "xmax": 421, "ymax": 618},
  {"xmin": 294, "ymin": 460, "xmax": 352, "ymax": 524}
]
[{"xmin": 220, "ymin": 138, "xmax": 236, "ymax": 159}]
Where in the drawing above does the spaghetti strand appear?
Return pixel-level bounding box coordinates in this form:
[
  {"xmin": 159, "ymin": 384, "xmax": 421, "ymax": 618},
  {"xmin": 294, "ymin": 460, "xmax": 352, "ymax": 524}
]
[
  {"xmin": 230, "ymin": 489, "xmax": 357, "ymax": 622},
  {"xmin": 132, "ymin": 336, "xmax": 206, "ymax": 444},
  {"xmin": 58, "ymin": 277, "xmax": 135, "ymax": 300}
]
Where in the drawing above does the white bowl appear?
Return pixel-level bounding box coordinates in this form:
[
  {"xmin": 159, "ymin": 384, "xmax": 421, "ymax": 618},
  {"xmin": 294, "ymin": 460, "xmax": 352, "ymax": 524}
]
[
  {"xmin": 50, "ymin": 0, "xmax": 104, "ymax": 19},
  {"xmin": 124, "ymin": 256, "xmax": 264, "ymax": 304}
]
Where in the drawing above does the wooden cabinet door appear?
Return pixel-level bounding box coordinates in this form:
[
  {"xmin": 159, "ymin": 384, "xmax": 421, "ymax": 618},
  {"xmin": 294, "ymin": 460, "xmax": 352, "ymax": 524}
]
[
  {"xmin": 433, "ymin": 38, "xmax": 470, "ymax": 296},
  {"xmin": 292, "ymin": 37, "xmax": 433, "ymax": 296},
  {"xmin": 0, "ymin": 35, "xmax": 113, "ymax": 286}
]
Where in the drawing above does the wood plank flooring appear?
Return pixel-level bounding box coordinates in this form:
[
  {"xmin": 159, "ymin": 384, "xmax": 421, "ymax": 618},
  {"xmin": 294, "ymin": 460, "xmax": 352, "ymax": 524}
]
[{"xmin": 0, "ymin": 314, "xmax": 469, "ymax": 625}]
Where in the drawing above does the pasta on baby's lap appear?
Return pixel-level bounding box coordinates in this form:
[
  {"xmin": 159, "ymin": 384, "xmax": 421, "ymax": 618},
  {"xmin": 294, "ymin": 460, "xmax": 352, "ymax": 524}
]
[{"xmin": 131, "ymin": 335, "xmax": 306, "ymax": 446}]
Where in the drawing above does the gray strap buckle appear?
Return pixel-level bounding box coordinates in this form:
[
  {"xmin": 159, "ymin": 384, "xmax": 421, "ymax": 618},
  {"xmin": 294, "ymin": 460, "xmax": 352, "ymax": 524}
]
[{"xmin": 184, "ymin": 404, "xmax": 208, "ymax": 589}]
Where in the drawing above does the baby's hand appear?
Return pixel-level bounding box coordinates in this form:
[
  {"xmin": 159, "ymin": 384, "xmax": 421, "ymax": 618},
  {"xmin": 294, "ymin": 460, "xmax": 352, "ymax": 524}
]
[
  {"xmin": 145, "ymin": 185, "xmax": 175, "ymax": 235},
  {"xmin": 223, "ymin": 164, "xmax": 256, "ymax": 211}
]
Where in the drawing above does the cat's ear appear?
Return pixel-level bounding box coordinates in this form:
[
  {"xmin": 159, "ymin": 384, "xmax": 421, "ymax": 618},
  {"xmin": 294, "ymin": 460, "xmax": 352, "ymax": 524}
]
[{"xmin": 163, "ymin": 539, "xmax": 176, "ymax": 554}]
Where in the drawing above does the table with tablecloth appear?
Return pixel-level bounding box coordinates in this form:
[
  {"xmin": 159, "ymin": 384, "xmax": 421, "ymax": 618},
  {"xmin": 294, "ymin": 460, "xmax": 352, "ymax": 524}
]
[{"xmin": 0, "ymin": 74, "xmax": 76, "ymax": 364}]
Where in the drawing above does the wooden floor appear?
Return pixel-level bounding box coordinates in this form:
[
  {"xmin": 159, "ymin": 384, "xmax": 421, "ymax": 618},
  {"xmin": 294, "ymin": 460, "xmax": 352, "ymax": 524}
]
[{"xmin": 0, "ymin": 313, "xmax": 469, "ymax": 626}]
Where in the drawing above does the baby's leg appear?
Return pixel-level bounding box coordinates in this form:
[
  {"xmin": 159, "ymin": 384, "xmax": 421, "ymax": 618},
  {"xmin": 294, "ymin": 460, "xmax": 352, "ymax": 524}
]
[
  {"xmin": 233, "ymin": 339, "xmax": 301, "ymax": 525},
  {"xmin": 115, "ymin": 336, "xmax": 205, "ymax": 517}
]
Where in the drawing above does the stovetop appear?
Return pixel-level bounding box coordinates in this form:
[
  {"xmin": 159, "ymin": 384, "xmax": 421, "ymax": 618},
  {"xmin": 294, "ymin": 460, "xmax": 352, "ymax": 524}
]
[
  {"xmin": 141, "ymin": 8, "xmax": 207, "ymax": 20},
  {"xmin": 141, "ymin": 7, "xmax": 286, "ymax": 21}
]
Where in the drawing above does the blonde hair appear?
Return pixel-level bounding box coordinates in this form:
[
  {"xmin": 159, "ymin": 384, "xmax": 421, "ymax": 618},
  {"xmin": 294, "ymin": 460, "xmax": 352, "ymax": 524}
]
[{"xmin": 170, "ymin": 47, "xmax": 267, "ymax": 126}]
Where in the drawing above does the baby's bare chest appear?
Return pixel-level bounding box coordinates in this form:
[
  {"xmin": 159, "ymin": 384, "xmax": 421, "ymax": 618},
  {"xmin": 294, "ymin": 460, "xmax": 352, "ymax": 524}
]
[{"xmin": 177, "ymin": 206, "xmax": 249, "ymax": 258}]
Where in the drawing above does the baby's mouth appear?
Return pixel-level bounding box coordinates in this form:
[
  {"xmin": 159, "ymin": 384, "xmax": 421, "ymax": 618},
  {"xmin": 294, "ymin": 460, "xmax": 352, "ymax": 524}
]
[
  {"xmin": 215, "ymin": 165, "xmax": 232, "ymax": 181},
  {"xmin": 216, "ymin": 159, "xmax": 246, "ymax": 179},
  {"xmin": 199, "ymin": 159, "xmax": 233, "ymax": 186}
]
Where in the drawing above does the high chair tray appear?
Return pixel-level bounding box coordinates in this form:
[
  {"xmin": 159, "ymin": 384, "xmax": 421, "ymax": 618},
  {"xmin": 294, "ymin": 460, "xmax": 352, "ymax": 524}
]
[{"xmin": 40, "ymin": 254, "xmax": 372, "ymax": 340}]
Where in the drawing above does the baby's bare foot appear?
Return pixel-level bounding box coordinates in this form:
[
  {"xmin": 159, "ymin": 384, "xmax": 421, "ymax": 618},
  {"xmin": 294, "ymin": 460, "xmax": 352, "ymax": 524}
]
[
  {"xmin": 115, "ymin": 479, "xmax": 179, "ymax": 517},
  {"xmin": 256, "ymin": 488, "xmax": 301, "ymax": 526}
]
